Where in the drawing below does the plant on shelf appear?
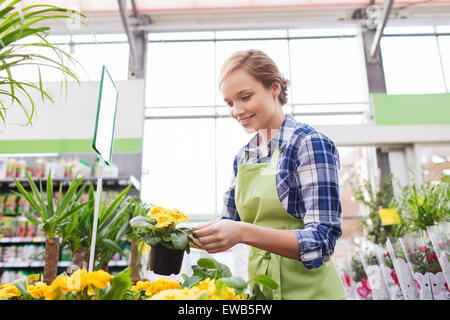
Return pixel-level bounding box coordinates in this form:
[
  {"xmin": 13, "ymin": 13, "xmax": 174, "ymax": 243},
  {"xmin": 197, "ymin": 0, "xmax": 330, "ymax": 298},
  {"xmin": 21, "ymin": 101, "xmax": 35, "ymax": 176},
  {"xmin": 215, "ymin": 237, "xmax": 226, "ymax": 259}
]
[
  {"xmin": 13, "ymin": 170, "xmax": 87, "ymax": 284},
  {"xmin": 129, "ymin": 205, "xmax": 195, "ymax": 276},
  {"xmin": 393, "ymin": 175, "xmax": 449, "ymax": 235},
  {"xmin": 352, "ymin": 173, "xmax": 404, "ymax": 245},
  {"xmin": 0, "ymin": 0, "xmax": 87, "ymax": 126}
]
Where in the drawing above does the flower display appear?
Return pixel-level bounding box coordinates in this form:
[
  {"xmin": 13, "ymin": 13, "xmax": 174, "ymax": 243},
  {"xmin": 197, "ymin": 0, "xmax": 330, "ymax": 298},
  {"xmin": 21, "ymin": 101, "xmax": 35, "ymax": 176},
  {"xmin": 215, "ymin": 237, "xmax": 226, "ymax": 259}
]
[
  {"xmin": 150, "ymin": 278, "xmax": 247, "ymax": 300},
  {"xmin": 0, "ymin": 281, "xmax": 24, "ymax": 300},
  {"xmin": 1, "ymin": 258, "xmax": 278, "ymax": 301},
  {"xmin": 126, "ymin": 277, "xmax": 182, "ymax": 299}
]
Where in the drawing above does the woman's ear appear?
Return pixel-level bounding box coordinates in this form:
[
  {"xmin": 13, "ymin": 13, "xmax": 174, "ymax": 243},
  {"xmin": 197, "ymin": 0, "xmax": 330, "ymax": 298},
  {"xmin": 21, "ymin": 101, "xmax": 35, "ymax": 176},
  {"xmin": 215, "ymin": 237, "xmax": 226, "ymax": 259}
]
[{"xmin": 271, "ymin": 81, "xmax": 281, "ymax": 99}]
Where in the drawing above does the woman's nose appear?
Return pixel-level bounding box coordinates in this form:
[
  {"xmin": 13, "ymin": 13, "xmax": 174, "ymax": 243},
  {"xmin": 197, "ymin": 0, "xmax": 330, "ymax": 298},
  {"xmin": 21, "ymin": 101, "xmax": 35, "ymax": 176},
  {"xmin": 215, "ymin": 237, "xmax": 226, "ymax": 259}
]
[{"xmin": 232, "ymin": 104, "xmax": 245, "ymax": 119}]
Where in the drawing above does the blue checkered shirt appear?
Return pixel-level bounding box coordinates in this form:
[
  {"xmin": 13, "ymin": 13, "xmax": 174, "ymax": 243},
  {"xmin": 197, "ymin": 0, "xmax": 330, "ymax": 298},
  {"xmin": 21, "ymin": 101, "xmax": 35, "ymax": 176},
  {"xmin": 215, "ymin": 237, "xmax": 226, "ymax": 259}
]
[{"xmin": 221, "ymin": 114, "xmax": 343, "ymax": 269}]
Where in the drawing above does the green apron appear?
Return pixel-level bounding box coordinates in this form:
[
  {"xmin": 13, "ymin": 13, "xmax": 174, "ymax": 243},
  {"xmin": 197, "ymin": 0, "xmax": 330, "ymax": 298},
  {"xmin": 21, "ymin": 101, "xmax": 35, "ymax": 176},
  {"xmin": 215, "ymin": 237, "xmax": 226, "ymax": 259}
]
[{"xmin": 235, "ymin": 145, "xmax": 347, "ymax": 300}]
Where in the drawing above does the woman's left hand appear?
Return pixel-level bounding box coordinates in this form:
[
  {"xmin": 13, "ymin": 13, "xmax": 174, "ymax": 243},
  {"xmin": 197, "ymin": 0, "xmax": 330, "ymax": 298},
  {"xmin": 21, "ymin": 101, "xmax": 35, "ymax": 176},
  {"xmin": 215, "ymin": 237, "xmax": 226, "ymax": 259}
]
[{"xmin": 192, "ymin": 219, "xmax": 242, "ymax": 253}]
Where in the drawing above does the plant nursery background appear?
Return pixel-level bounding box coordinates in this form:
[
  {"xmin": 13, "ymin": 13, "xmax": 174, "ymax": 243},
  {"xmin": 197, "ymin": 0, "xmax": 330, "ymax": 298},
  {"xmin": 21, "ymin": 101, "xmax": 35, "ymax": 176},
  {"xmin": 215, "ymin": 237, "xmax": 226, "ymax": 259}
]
[{"xmin": 0, "ymin": 0, "xmax": 449, "ymax": 301}]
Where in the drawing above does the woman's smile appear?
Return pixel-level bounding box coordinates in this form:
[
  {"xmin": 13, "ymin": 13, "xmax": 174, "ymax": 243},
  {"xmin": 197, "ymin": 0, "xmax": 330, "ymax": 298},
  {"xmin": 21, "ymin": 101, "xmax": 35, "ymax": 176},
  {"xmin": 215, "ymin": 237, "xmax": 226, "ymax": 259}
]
[{"xmin": 239, "ymin": 114, "xmax": 255, "ymax": 127}]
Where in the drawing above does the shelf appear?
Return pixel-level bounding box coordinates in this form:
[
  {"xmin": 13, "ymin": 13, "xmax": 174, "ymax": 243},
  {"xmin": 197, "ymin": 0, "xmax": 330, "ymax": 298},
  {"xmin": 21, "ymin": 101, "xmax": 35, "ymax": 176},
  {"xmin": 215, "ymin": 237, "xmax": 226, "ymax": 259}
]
[
  {"xmin": 0, "ymin": 175, "xmax": 140, "ymax": 192},
  {"xmin": 0, "ymin": 237, "xmax": 46, "ymax": 244},
  {"xmin": 0, "ymin": 260, "xmax": 129, "ymax": 269}
]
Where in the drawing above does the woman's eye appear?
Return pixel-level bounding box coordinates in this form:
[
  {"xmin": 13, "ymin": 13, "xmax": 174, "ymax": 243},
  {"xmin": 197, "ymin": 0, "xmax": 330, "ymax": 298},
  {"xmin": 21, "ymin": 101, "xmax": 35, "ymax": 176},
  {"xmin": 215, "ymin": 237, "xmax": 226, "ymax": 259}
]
[
  {"xmin": 242, "ymin": 95, "xmax": 251, "ymax": 101},
  {"xmin": 227, "ymin": 102, "xmax": 233, "ymax": 107}
]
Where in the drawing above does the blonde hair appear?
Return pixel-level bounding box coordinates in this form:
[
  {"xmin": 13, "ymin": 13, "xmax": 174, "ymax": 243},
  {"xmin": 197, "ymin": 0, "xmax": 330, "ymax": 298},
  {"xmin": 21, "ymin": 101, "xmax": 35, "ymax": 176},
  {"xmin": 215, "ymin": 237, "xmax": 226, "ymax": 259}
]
[{"xmin": 219, "ymin": 49, "xmax": 289, "ymax": 105}]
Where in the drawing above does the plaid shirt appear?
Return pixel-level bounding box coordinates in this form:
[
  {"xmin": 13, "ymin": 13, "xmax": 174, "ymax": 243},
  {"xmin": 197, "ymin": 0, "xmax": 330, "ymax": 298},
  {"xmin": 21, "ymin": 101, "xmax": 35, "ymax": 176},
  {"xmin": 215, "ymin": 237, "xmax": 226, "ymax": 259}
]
[{"xmin": 221, "ymin": 114, "xmax": 343, "ymax": 269}]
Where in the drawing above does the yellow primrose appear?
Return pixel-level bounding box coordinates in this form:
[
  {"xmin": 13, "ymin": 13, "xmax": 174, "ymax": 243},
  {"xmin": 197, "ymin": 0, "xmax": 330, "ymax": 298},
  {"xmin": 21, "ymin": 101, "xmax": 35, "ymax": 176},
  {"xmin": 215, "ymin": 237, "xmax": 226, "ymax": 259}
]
[
  {"xmin": 150, "ymin": 287, "xmax": 198, "ymax": 300},
  {"xmin": 27, "ymin": 282, "xmax": 49, "ymax": 299},
  {"xmin": 131, "ymin": 280, "xmax": 151, "ymax": 292},
  {"xmin": 0, "ymin": 282, "xmax": 23, "ymax": 300},
  {"xmin": 67, "ymin": 268, "xmax": 89, "ymax": 291},
  {"xmin": 145, "ymin": 277, "xmax": 181, "ymax": 298},
  {"xmin": 88, "ymin": 270, "xmax": 112, "ymax": 289}
]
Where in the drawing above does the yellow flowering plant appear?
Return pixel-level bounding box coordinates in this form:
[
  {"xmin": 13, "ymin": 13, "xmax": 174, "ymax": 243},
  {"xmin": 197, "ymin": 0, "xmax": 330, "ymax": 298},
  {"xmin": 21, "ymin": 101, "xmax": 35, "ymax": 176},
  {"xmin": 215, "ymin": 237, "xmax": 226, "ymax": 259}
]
[
  {"xmin": 2, "ymin": 268, "xmax": 132, "ymax": 300},
  {"xmin": 124, "ymin": 277, "xmax": 182, "ymax": 300},
  {"xmin": 180, "ymin": 257, "xmax": 279, "ymax": 300},
  {"xmin": 129, "ymin": 205, "xmax": 195, "ymax": 253}
]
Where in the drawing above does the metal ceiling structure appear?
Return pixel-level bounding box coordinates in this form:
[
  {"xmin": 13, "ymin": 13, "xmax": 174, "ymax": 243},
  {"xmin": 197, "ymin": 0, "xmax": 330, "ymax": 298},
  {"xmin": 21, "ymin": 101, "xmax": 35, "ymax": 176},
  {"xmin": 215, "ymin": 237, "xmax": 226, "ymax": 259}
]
[{"xmin": 18, "ymin": 0, "xmax": 450, "ymax": 34}]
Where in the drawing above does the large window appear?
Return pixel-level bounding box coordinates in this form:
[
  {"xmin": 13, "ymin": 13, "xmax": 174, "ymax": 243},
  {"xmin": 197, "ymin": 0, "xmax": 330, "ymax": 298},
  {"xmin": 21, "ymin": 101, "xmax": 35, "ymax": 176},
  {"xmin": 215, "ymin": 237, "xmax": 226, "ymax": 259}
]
[
  {"xmin": 12, "ymin": 33, "xmax": 129, "ymax": 82},
  {"xmin": 141, "ymin": 28, "xmax": 370, "ymax": 220},
  {"xmin": 380, "ymin": 26, "xmax": 450, "ymax": 94}
]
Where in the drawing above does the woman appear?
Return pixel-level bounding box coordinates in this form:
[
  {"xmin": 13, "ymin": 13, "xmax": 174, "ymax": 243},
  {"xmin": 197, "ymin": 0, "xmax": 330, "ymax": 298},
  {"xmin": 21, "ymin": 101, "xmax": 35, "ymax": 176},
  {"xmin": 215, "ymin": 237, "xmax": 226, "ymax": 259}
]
[{"xmin": 193, "ymin": 49, "xmax": 346, "ymax": 300}]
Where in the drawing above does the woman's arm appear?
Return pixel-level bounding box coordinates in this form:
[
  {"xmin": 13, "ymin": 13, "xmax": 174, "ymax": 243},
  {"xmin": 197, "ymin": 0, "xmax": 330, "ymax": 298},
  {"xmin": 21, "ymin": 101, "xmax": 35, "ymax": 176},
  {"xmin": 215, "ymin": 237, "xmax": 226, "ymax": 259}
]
[{"xmin": 192, "ymin": 219, "xmax": 300, "ymax": 260}]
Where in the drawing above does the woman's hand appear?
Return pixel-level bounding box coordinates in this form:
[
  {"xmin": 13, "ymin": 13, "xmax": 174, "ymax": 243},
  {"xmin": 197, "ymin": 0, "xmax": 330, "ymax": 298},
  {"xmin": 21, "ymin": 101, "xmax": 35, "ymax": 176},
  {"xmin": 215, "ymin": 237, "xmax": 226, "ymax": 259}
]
[{"xmin": 192, "ymin": 219, "xmax": 242, "ymax": 253}]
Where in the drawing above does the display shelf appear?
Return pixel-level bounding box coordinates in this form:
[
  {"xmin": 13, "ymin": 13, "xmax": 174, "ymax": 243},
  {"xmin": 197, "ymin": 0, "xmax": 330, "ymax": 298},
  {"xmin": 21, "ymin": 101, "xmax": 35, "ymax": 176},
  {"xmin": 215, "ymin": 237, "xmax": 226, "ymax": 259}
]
[
  {"xmin": 0, "ymin": 260, "xmax": 129, "ymax": 269},
  {"xmin": 0, "ymin": 237, "xmax": 46, "ymax": 244},
  {"xmin": 0, "ymin": 175, "xmax": 140, "ymax": 192}
]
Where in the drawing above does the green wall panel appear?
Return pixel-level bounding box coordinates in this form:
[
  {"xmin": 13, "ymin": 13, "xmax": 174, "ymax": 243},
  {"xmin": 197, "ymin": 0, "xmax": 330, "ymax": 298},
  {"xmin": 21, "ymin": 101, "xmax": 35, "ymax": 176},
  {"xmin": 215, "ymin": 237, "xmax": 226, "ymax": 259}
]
[
  {"xmin": 0, "ymin": 138, "xmax": 142, "ymax": 153},
  {"xmin": 372, "ymin": 93, "xmax": 450, "ymax": 125}
]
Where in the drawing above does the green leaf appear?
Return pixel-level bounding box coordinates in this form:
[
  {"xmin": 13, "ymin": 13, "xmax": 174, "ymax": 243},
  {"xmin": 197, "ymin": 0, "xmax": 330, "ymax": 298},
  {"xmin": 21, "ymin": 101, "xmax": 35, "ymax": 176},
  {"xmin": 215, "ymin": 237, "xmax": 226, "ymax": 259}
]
[
  {"xmin": 216, "ymin": 277, "xmax": 247, "ymax": 295},
  {"xmin": 196, "ymin": 258, "xmax": 232, "ymax": 279},
  {"xmin": 170, "ymin": 231, "xmax": 188, "ymax": 250},
  {"xmin": 129, "ymin": 215, "xmax": 155, "ymax": 229},
  {"xmin": 248, "ymin": 283, "xmax": 266, "ymax": 300},
  {"xmin": 180, "ymin": 275, "xmax": 203, "ymax": 289},
  {"xmin": 102, "ymin": 238, "xmax": 126, "ymax": 257},
  {"xmin": 14, "ymin": 281, "xmax": 33, "ymax": 300},
  {"xmin": 145, "ymin": 235, "xmax": 161, "ymax": 246},
  {"xmin": 192, "ymin": 265, "xmax": 216, "ymax": 279},
  {"xmin": 99, "ymin": 268, "xmax": 132, "ymax": 300},
  {"xmin": 249, "ymin": 274, "xmax": 279, "ymax": 290}
]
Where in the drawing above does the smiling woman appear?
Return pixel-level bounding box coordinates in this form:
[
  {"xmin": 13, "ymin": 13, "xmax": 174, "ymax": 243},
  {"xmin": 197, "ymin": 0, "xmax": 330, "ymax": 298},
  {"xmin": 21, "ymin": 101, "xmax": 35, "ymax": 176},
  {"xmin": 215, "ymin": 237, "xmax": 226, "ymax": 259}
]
[{"xmin": 193, "ymin": 49, "xmax": 347, "ymax": 300}]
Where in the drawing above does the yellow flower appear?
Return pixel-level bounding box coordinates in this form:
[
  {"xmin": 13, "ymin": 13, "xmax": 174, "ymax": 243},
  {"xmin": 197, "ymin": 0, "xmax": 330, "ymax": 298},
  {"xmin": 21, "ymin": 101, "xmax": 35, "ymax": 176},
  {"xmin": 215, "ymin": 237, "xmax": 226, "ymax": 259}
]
[
  {"xmin": 27, "ymin": 282, "xmax": 49, "ymax": 299},
  {"xmin": 131, "ymin": 280, "xmax": 152, "ymax": 292},
  {"xmin": 148, "ymin": 278, "xmax": 247, "ymax": 300},
  {"xmin": 67, "ymin": 268, "xmax": 90, "ymax": 292},
  {"xmin": 145, "ymin": 277, "xmax": 181, "ymax": 298},
  {"xmin": 88, "ymin": 270, "xmax": 112, "ymax": 289},
  {"xmin": 0, "ymin": 282, "xmax": 23, "ymax": 300},
  {"xmin": 150, "ymin": 287, "xmax": 197, "ymax": 300},
  {"xmin": 147, "ymin": 206, "xmax": 189, "ymax": 229}
]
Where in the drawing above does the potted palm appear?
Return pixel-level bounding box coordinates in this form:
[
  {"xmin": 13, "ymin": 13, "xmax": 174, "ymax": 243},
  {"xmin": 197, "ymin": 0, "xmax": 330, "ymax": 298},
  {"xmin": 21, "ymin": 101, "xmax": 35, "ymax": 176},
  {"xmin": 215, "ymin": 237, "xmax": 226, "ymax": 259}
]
[
  {"xmin": 122, "ymin": 196, "xmax": 152, "ymax": 283},
  {"xmin": 130, "ymin": 205, "xmax": 195, "ymax": 276},
  {"xmin": 78, "ymin": 184, "xmax": 132, "ymax": 271},
  {"xmin": 0, "ymin": 0, "xmax": 87, "ymax": 126},
  {"xmin": 13, "ymin": 170, "xmax": 88, "ymax": 284}
]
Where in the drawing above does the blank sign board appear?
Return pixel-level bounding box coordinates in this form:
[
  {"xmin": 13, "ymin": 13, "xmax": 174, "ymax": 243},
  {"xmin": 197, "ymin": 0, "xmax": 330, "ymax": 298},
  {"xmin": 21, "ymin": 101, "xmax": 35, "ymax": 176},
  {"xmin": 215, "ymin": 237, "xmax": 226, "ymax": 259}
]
[{"xmin": 92, "ymin": 66, "xmax": 119, "ymax": 165}]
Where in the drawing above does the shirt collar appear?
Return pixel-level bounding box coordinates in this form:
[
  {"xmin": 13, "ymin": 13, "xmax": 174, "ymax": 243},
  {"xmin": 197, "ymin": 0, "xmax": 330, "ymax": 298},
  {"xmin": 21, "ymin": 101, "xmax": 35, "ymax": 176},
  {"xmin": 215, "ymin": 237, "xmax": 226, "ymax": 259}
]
[{"xmin": 244, "ymin": 113, "xmax": 297, "ymax": 160}]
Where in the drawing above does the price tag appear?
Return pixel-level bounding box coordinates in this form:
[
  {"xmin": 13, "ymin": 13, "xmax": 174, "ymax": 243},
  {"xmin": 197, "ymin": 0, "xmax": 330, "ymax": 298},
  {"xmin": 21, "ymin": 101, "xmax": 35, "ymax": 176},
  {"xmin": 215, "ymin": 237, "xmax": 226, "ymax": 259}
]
[
  {"xmin": 378, "ymin": 208, "xmax": 401, "ymax": 226},
  {"xmin": 27, "ymin": 274, "xmax": 42, "ymax": 286}
]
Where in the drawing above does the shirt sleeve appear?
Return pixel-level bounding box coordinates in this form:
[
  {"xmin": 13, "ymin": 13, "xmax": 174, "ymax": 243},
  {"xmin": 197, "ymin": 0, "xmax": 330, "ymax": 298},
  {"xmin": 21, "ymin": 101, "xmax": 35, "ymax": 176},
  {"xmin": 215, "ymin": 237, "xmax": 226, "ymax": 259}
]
[
  {"xmin": 220, "ymin": 155, "xmax": 241, "ymax": 221},
  {"xmin": 293, "ymin": 132, "xmax": 343, "ymax": 269}
]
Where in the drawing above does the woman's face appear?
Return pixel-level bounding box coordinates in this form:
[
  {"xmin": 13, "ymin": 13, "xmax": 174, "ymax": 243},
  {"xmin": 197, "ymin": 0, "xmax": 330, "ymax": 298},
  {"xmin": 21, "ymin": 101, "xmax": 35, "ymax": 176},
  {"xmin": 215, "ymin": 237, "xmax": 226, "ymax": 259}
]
[{"xmin": 221, "ymin": 68, "xmax": 281, "ymax": 134}]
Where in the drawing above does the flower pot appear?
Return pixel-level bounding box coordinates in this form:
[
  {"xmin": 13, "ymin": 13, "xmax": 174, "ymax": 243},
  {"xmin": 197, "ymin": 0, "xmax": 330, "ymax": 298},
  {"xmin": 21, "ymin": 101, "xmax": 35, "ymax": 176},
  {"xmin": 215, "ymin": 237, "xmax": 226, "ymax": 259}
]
[{"xmin": 149, "ymin": 243, "xmax": 184, "ymax": 276}]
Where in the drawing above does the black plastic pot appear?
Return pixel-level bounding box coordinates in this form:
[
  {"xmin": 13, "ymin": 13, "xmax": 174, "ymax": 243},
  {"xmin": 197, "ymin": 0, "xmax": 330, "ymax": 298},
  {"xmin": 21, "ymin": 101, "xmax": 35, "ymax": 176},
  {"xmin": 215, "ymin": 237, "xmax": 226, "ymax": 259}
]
[{"xmin": 149, "ymin": 243, "xmax": 185, "ymax": 275}]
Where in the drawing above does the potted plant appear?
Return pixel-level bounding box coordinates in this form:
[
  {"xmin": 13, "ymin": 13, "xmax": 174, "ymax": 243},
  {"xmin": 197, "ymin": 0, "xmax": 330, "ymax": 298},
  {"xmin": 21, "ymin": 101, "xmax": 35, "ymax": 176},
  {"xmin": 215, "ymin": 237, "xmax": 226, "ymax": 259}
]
[
  {"xmin": 13, "ymin": 170, "xmax": 88, "ymax": 284},
  {"xmin": 352, "ymin": 174, "xmax": 404, "ymax": 245},
  {"xmin": 129, "ymin": 205, "xmax": 195, "ymax": 276},
  {"xmin": 0, "ymin": 0, "xmax": 87, "ymax": 126},
  {"xmin": 121, "ymin": 196, "xmax": 152, "ymax": 283},
  {"xmin": 394, "ymin": 175, "xmax": 449, "ymax": 236},
  {"xmin": 60, "ymin": 183, "xmax": 132, "ymax": 272}
]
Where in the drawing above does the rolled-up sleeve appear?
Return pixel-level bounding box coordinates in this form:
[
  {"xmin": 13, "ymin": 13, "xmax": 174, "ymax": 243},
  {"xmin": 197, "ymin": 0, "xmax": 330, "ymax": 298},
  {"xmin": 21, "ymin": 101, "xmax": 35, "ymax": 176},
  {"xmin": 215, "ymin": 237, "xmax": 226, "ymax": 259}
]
[
  {"xmin": 294, "ymin": 133, "xmax": 343, "ymax": 269},
  {"xmin": 221, "ymin": 155, "xmax": 241, "ymax": 221}
]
